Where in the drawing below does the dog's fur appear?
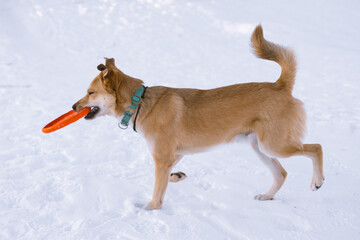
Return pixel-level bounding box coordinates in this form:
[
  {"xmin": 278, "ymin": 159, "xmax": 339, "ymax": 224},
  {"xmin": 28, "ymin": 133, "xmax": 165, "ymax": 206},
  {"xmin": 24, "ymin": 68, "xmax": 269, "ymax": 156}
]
[{"xmin": 73, "ymin": 25, "xmax": 324, "ymax": 210}]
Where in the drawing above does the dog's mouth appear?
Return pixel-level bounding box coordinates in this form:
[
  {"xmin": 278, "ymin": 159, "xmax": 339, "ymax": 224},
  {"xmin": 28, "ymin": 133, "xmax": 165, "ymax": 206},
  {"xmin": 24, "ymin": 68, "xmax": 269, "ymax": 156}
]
[{"xmin": 85, "ymin": 106, "xmax": 100, "ymax": 120}]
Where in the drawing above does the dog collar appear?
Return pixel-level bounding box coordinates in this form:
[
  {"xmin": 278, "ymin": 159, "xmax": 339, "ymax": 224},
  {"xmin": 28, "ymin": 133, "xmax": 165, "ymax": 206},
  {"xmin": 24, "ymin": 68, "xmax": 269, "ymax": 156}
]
[{"xmin": 119, "ymin": 85, "xmax": 147, "ymax": 131}]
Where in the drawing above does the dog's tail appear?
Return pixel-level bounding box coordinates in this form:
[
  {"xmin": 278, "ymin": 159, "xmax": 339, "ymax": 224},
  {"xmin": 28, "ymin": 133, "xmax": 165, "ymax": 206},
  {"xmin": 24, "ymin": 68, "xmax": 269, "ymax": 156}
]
[{"xmin": 251, "ymin": 25, "xmax": 297, "ymax": 93}]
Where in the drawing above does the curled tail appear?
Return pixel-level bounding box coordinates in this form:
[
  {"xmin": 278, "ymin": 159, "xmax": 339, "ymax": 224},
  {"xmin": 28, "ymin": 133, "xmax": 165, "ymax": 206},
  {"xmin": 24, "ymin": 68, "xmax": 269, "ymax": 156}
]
[{"xmin": 251, "ymin": 25, "xmax": 297, "ymax": 92}]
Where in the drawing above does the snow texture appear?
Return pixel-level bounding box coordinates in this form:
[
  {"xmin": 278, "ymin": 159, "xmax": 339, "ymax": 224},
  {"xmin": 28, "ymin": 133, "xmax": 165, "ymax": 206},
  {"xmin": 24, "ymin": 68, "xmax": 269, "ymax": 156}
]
[{"xmin": 1, "ymin": 0, "xmax": 360, "ymax": 239}]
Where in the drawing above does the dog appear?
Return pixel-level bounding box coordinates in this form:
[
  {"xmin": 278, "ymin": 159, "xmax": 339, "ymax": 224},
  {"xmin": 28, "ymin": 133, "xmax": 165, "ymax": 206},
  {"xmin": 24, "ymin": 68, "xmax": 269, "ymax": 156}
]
[{"xmin": 72, "ymin": 25, "xmax": 324, "ymax": 210}]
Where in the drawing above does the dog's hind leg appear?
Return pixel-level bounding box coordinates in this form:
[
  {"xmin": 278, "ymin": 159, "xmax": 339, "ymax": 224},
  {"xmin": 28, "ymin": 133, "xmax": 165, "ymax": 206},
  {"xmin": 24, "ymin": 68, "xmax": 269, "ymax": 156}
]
[
  {"xmin": 272, "ymin": 143, "xmax": 324, "ymax": 191},
  {"xmin": 303, "ymin": 144, "xmax": 324, "ymax": 191},
  {"xmin": 248, "ymin": 134, "xmax": 287, "ymax": 200}
]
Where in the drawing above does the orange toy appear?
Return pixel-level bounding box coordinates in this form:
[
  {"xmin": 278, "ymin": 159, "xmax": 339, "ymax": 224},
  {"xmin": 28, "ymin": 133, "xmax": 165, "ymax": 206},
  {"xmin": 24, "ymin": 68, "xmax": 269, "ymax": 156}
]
[{"xmin": 42, "ymin": 108, "xmax": 91, "ymax": 133}]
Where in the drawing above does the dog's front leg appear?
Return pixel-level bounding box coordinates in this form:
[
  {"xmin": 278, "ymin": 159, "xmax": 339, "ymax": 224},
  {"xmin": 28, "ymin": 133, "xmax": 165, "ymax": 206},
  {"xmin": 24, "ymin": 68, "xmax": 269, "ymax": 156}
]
[{"xmin": 146, "ymin": 156, "xmax": 175, "ymax": 210}]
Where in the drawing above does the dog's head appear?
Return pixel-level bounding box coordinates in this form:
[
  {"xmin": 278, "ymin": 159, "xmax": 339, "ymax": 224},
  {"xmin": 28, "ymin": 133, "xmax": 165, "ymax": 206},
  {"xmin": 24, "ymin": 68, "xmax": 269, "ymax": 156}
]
[{"xmin": 72, "ymin": 58, "xmax": 141, "ymax": 120}]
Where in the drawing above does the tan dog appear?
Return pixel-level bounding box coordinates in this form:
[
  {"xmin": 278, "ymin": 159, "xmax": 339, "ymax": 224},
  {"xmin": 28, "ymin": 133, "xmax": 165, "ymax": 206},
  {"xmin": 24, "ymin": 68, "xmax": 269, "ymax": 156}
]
[{"xmin": 73, "ymin": 25, "xmax": 324, "ymax": 210}]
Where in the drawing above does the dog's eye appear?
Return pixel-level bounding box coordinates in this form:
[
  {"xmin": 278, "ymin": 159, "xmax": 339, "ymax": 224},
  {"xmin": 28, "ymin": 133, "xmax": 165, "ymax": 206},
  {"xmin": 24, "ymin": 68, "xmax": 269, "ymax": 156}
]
[{"xmin": 88, "ymin": 92, "xmax": 94, "ymax": 95}]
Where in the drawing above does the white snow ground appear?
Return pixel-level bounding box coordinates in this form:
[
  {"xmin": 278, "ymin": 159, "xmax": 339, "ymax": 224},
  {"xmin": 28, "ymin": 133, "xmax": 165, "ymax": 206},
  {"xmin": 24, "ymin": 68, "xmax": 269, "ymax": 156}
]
[{"xmin": 1, "ymin": 0, "xmax": 360, "ymax": 239}]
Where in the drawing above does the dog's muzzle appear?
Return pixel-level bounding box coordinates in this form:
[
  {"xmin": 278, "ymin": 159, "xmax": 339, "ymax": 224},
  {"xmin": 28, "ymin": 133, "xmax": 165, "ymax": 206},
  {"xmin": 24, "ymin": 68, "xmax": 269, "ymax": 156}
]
[
  {"xmin": 72, "ymin": 103, "xmax": 77, "ymax": 111},
  {"xmin": 72, "ymin": 103, "xmax": 100, "ymax": 119}
]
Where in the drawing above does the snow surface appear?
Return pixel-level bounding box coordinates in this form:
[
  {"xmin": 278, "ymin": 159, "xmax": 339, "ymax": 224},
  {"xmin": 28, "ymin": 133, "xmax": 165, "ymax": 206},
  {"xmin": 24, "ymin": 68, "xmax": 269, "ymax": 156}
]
[{"xmin": 1, "ymin": 0, "xmax": 360, "ymax": 239}]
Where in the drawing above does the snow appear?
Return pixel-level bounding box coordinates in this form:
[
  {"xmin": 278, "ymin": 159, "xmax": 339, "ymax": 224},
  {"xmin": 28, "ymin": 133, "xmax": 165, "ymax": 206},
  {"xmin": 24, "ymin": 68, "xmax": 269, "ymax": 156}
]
[{"xmin": 1, "ymin": 0, "xmax": 360, "ymax": 239}]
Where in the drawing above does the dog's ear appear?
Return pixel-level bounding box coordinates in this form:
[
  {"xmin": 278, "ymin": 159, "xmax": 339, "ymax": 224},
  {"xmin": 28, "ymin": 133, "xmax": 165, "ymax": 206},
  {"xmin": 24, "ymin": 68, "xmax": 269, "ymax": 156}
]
[
  {"xmin": 97, "ymin": 64, "xmax": 106, "ymax": 71},
  {"xmin": 104, "ymin": 57, "xmax": 115, "ymax": 67},
  {"xmin": 97, "ymin": 64, "xmax": 111, "ymax": 78},
  {"xmin": 101, "ymin": 57, "xmax": 116, "ymax": 78},
  {"xmin": 102, "ymin": 68, "xmax": 110, "ymax": 78}
]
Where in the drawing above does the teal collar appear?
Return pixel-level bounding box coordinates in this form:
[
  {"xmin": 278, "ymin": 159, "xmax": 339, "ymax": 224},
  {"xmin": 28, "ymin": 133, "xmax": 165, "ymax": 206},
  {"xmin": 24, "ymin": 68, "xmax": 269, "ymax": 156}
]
[{"xmin": 119, "ymin": 85, "xmax": 147, "ymax": 131}]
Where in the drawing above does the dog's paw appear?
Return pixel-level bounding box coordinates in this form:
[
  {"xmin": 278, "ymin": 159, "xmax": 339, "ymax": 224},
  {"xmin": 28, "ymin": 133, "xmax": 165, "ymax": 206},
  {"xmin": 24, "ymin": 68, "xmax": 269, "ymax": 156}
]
[
  {"xmin": 145, "ymin": 201, "xmax": 162, "ymax": 210},
  {"xmin": 254, "ymin": 194, "xmax": 274, "ymax": 201},
  {"xmin": 169, "ymin": 172, "xmax": 187, "ymax": 182},
  {"xmin": 311, "ymin": 176, "xmax": 325, "ymax": 191}
]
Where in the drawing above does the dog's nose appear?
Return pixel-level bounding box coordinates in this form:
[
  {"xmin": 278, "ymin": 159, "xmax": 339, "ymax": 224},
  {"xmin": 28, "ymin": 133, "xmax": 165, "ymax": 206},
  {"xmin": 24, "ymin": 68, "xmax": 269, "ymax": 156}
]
[{"xmin": 72, "ymin": 103, "xmax": 77, "ymax": 111}]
